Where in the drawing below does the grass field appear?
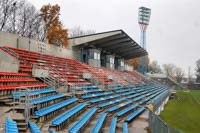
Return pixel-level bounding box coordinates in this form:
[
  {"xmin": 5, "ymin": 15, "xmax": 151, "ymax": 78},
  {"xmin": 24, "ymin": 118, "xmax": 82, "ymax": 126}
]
[{"xmin": 160, "ymin": 90, "xmax": 200, "ymax": 133}]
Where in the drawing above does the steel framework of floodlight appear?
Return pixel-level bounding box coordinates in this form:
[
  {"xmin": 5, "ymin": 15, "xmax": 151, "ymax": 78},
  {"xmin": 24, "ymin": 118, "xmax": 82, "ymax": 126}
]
[{"xmin": 138, "ymin": 6, "xmax": 151, "ymax": 75}]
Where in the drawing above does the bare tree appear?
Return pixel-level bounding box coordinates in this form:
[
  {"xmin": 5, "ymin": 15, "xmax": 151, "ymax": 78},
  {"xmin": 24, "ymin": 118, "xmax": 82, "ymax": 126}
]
[
  {"xmin": 196, "ymin": 59, "xmax": 200, "ymax": 83},
  {"xmin": 163, "ymin": 64, "xmax": 176, "ymax": 77},
  {"xmin": 69, "ymin": 26, "xmax": 96, "ymax": 38},
  {"xmin": 0, "ymin": 0, "xmax": 45, "ymax": 41},
  {"xmin": 148, "ymin": 60, "xmax": 162, "ymax": 73},
  {"xmin": 174, "ymin": 67, "xmax": 184, "ymax": 83}
]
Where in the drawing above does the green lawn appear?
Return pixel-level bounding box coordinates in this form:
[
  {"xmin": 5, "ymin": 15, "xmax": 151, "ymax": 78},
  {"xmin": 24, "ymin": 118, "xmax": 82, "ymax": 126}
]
[{"xmin": 160, "ymin": 90, "xmax": 200, "ymax": 133}]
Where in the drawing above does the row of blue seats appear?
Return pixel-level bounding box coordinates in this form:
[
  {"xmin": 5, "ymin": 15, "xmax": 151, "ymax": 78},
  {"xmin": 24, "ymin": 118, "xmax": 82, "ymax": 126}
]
[
  {"xmin": 90, "ymin": 94, "xmax": 120, "ymax": 104},
  {"xmin": 98, "ymin": 97, "xmax": 126, "ymax": 108},
  {"xmin": 116, "ymin": 103, "xmax": 138, "ymax": 117},
  {"xmin": 125, "ymin": 107, "xmax": 146, "ymax": 122},
  {"xmin": 107, "ymin": 84, "xmax": 121, "ymax": 88},
  {"xmin": 109, "ymin": 117, "xmax": 117, "ymax": 133},
  {"xmin": 49, "ymin": 129, "xmax": 57, "ymax": 133},
  {"xmin": 90, "ymin": 112, "xmax": 107, "ymax": 133},
  {"xmin": 81, "ymin": 91, "xmax": 113, "ymax": 99},
  {"xmin": 12, "ymin": 88, "xmax": 55, "ymax": 98},
  {"xmin": 151, "ymin": 90, "xmax": 169, "ymax": 104},
  {"xmin": 74, "ymin": 85, "xmax": 98, "ymax": 90},
  {"xmin": 123, "ymin": 123, "xmax": 128, "ymax": 133},
  {"xmin": 84, "ymin": 89, "xmax": 101, "ymax": 93},
  {"xmin": 52, "ymin": 103, "xmax": 87, "ymax": 126},
  {"xmin": 107, "ymin": 101, "xmax": 132, "ymax": 113},
  {"xmin": 30, "ymin": 94, "xmax": 64, "ymax": 105},
  {"xmin": 28, "ymin": 121, "xmax": 41, "ymax": 133},
  {"xmin": 68, "ymin": 107, "xmax": 97, "ymax": 133},
  {"xmin": 34, "ymin": 97, "xmax": 77, "ymax": 117},
  {"xmin": 5, "ymin": 117, "xmax": 18, "ymax": 133}
]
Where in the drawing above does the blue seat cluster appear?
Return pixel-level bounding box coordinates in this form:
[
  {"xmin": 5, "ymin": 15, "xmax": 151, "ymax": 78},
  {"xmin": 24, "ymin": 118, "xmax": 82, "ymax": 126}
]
[
  {"xmin": 34, "ymin": 97, "xmax": 77, "ymax": 117},
  {"xmin": 5, "ymin": 117, "xmax": 18, "ymax": 133},
  {"xmin": 122, "ymin": 123, "xmax": 128, "ymax": 133},
  {"xmin": 109, "ymin": 117, "xmax": 117, "ymax": 133},
  {"xmin": 52, "ymin": 103, "xmax": 87, "ymax": 126},
  {"xmin": 68, "ymin": 107, "xmax": 97, "ymax": 133},
  {"xmin": 116, "ymin": 104, "xmax": 138, "ymax": 117},
  {"xmin": 107, "ymin": 101, "xmax": 132, "ymax": 112},
  {"xmin": 28, "ymin": 121, "xmax": 41, "ymax": 133},
  {"xmin": 125, "ymin": 107, "xmax": 145, "ymax": 122},
  {"xmin": 90, "ymin": 94, "xmax": 120, "ymax": 103},
  {"xmin": 74, "ymin": 85, "xmax": 98, "ymax": 90},
  {"xmin": 81, "ymin": 91, "xmax": 113, "ymax": 99},
  {"xmin": 98, "ymin": 97, "xmax": 126, "ymax": 108},
  {"xmin": 12, "ymin": 88, "xmax": 55, "ymax": 98},
  {"xmin": 84, "ymin": 89, "xmax": 101, "ymax": 93},
  {"xmin": 30, "ymin": 94, "xmax": 64, "ymax": 105},
  {"xmin": 90, "ymin": 112, "xmax": 107, "ymax": 133}
]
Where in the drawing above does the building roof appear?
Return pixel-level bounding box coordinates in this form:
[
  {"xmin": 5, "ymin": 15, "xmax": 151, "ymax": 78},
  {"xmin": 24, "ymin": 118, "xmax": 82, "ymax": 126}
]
[{"xmin": 68, "ymin": 30, "xmax": 148, "ymax": 59}]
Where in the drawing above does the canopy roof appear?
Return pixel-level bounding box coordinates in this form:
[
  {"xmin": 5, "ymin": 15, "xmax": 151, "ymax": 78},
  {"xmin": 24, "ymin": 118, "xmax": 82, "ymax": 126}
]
[{"xmin": 69, "ymin": 30, "xmax": 148, "ymax": 59}]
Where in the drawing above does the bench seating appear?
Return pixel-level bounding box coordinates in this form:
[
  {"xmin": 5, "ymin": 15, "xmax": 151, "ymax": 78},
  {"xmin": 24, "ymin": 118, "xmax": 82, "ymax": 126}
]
[
  {"xmin": 107, "ymin": 101, "xmax": 132, "ymax": 113},
  {"xmin": 30, "ymin": 94, "xmax": 64, "ymax": 105},
  {"xmin": 68, "ymin": 107, "xmax": 97, "ymax": 133},
  {"xmin": 12, "ymin": 88, "xmax": 55, "ymax": 98},
  {"xmin": 109, "ymin": 117, "xmax": 117, "ymax": 133},
  {"xmin": 90, "ymin": 112, "xmax": 107, "ymax": 133},
  {"xmin": 122, "ymin": 123, "xmax": 128, "ymax": 133},
  {"xmin": 98, "ymin": 98, "xmax": 126, "ymax": 108},
  {"xmin": 116, "ymin": 104, "xmax": 138, "ymax": 117},
  {"xmin": 125, "ymin": 107, "xmax": 145, "ymax": 122},
  {"xmin": 34, "ymin": 97, "xmax": 77, "ymax": 117},
  {"xmin": 90, "ymin": 94, "xmax": 120, "ymax": 104},
  {"xmin": 52, "ymin": 103, "xmax": 87, "ymax": 126},
  {"xmin": 5, "ymin": 117, "xmax": 19, "ymax": 133},
  {"xmin": 133, "ymin": 95, "xmax": 145, "ymax": 102},
  {"xmin": 81, "ymin": 91, "xmax": 113, "ymax": 99},
  {"xmin": 29, "ymin": 121, "xmax": 41, "ymax": 133}
]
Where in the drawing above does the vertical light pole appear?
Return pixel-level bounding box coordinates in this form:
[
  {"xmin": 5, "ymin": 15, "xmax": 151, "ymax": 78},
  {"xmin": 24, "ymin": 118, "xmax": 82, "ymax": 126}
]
[
  {"xmin": 138, "ymin": 7, "xmax": 151, "ymax": 75},
  {"xmin": 13, "ymin": 2, "xmax": 17, "ymax": 33}
]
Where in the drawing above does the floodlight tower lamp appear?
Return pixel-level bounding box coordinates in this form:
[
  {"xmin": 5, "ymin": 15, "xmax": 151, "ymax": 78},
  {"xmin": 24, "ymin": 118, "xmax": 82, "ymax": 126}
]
[{"xmin": 138, "ymin": 6, "xmax": 151, "ymax": 75}]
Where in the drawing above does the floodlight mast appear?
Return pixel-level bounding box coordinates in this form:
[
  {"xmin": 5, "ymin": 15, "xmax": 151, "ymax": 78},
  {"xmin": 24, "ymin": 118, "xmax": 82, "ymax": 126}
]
[{"xmin": 138, "ymin": 7, "xmax": 151, "ymax": 75}]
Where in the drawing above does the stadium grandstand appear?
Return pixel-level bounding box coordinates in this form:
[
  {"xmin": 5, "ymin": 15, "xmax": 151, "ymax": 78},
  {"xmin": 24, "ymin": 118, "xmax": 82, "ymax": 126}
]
[{"xmin": 0, "ymin": 30, "xmax": 170, "ymax": 133}]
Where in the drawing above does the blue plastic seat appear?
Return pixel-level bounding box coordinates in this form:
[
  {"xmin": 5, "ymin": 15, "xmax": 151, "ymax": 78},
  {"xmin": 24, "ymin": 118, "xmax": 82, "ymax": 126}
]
[
  {"xmin": 122, "ymin": 123, "xmax": 128, "ymax": 133},
  {"xmin": 29, "ymin": 121, "xmax": 41, "ymax": 133},
  {"xmin": 90, "ymin": 112, "xmax": 107, "ymax": 133},
  {"xmin": 116, "ymin": 104, "xmax": 138, "ymax": 117},
  {"xmin": 125, "ymin": 107, "xmax": 145, "ymax": 122},
  {"xmin": 5, "ymin": 117, "xmax": 19, "ymax": 133},
  {"xmin": 68, "ymin": 107, "xmax": 97, "ymax": 133},
  {"xmin": 30, "ymin": 94, "xmax": 64, "ymax": 105},
  {"xmin": 34, "ymin": 97, "xmax": 77, "ymax": 117},
  {"xmin": 52, "ymin": 103, "xmax": 87, "ymax": 126},
  {"xmin": 109, "ymin": 117, "xmax": 117, "ymax": 133},
  {"xmin": 107, "ymin": 101, "xmax": 132, "ymax": 112},
  {"xmin": 98, "ymin": 98, "xmax": 126, "ymax": 108}
]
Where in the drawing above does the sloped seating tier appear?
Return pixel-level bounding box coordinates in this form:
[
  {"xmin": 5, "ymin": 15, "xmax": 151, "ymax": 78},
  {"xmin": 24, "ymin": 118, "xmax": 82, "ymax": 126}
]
[
  {"xmin": 30, "ymin": 94, "xmax": 64, "ymax": 105},
  {"xmin": 68, "ymin": 107, "xmax": 97, "ymax": 133},
  {"xmin": 0, "ymin": 72, "xmax": 28, "ymax": 77},
  {"xmin": 29, "ymin": 121, "xmax": 41, "ymax": 133},
  {"xmin": 34, "ymin": 97, "xmax": 77, "ymax": 117},
  {"xmin": 90, "ymin": 112, "xmax": 107, "ymax": 133},
  {"xmin": 0, "ymin": 78, "xmax": 37, "ymax": 82},
  {"xmin": 123, "ymin": 123, "xmax": 128, "ymax": 133},
  {"xmin": 125, "ymin": 107, "xmax": 145, "ymax": 122},
  {"xmin": 12, "ymin": 88, "xmax": 55, "ymax": 98},
  {"xmin": 52, "ymin": 103, "xmax": 87, "ymax": 126},
  {"xmin": 5, "ymin": 117, "xmax": 19, "ymax": 133},
  {"xmin": 109, "ymin": 117, "xmax": 117, "ymax": 133}
]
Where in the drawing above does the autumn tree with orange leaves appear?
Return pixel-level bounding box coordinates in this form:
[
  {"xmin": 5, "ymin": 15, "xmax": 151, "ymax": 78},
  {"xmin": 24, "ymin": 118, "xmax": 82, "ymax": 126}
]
[
  {"xmin": 126, "ymin": 56, "xmax": 149, "ymax": 72},
  {"xmin": 40, "ymin": 4, "xmax": 68, "ymax": 47}
]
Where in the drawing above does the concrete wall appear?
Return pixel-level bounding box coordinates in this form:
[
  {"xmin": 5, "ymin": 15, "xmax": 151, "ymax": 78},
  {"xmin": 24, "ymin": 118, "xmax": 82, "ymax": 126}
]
[
  {"xmin": 0, "ymin": 32, "xmax": 73, "ymax": 59},
  {"xmin": 0, "ymin": 50, "xmax": 19, "ymax": 72}
]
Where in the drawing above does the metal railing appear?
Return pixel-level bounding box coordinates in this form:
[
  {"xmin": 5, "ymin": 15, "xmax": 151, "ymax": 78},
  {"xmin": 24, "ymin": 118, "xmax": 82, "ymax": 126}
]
[{"xmin": 149, "ymin": 110, "xmax": 183, "ymax": 133}]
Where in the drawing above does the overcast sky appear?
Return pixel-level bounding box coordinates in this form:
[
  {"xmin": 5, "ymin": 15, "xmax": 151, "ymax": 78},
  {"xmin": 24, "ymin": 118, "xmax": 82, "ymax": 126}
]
[{"xmin": 28, "ymin": 0, "xmax": 200, "ymax": 76}]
